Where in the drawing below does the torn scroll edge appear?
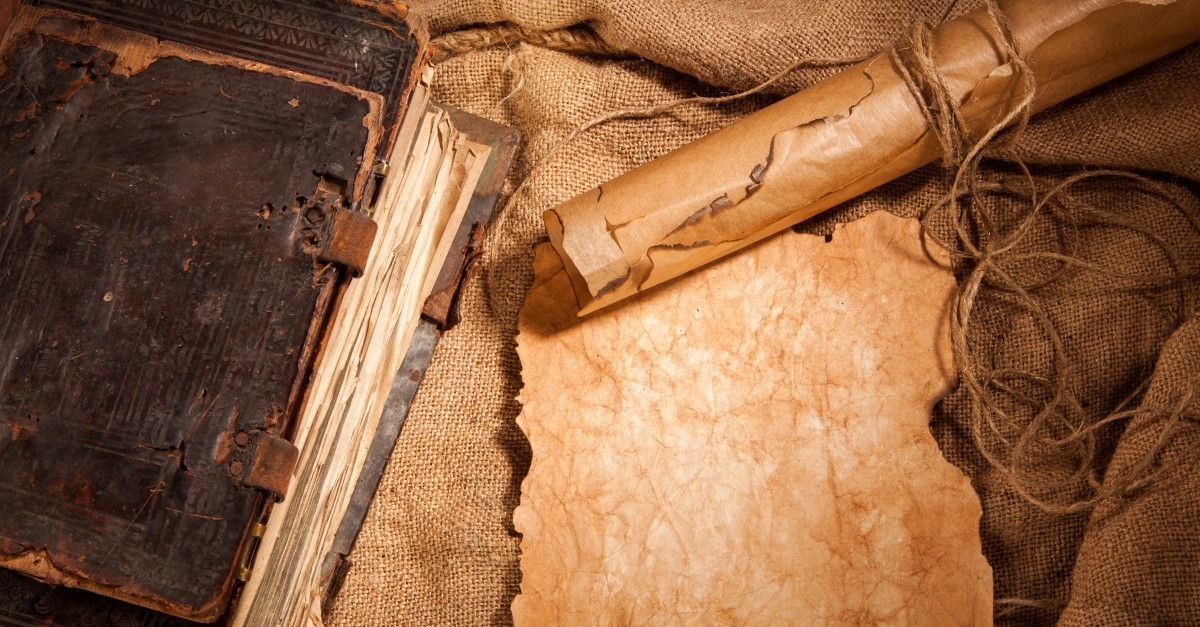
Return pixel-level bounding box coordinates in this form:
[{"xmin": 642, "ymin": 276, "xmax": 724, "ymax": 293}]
[
  {"xmin": 544, "ymin": 0, "xmax": 1200, "ymax": 316},
  {"xmin": 514, "ymin": 212, "xmax": 993, "ymax": 625}
]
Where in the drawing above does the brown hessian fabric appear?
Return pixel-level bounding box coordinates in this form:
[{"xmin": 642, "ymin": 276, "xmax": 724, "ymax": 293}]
[{"xmin": 328, "ymin": 1, "xmax": 1200, "ymax": 625}]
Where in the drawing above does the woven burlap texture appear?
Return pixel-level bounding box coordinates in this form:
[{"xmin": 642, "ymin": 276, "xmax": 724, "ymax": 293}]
[{"xmin": 329, "ymin": 1, "xmax": 1200, "ymax": 625}]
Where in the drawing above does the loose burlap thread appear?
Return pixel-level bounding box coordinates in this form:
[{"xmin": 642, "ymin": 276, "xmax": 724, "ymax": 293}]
[{"xmin": 330, "ymin": 1, "xmax": 1200, "ymax": 625}]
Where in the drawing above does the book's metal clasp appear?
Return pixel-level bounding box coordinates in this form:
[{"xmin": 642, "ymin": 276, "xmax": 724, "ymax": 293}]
[
  {"xmin": 233, "ymin": 431, "xmax": 299, "ymax": 502},
  {"xmin": 228, "ymin": 432, "xmax": 295, "ymax": 584},
  {"xmin": 235, "ymin": 522, "xmax": 266, "ymax": 583},
  {"xmin": 317, "ymin": 208, "xmax": 377, "ymax": 278},
  {"xmin": 295, "ymin": 191, "xmax": 378, "ymax": 278}
]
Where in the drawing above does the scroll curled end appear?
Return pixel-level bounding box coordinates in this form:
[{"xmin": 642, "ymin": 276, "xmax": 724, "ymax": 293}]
[
  {"xmin": 546, "ymin": 58, "xmax": 930, "ymax": 318},
  {"xmin": 544, "ymin": 198, "xmax": 636, "ymax": 317},
  {"xmin": 521, "ymin": 240, "xmax": 584, "ymax": 333}
]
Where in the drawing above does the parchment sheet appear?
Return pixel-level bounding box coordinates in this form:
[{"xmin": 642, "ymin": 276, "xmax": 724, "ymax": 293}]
[{"xmin": 514, "ymin": 212, "xmax": 992, "ymax": 625}]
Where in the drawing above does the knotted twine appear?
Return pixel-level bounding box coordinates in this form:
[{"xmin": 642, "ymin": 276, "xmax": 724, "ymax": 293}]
[{"xmin": 891, "ymin": 0, "xmax": 1200, "ymax": 523}]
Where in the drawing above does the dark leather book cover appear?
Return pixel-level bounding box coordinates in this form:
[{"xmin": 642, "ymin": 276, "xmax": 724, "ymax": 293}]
[{"xmin": 0, "ymin": 0, "xmax": 424, "ymax": 622}]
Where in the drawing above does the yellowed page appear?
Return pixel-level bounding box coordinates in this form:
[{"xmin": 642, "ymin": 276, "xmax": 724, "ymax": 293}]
[
  {"xmin": 515, "ymin": 212, "xmax": 991, "ymax": 625},
  {"xmin": 233, "ymin": 69, "xmax": 492, "ymax": 625}
]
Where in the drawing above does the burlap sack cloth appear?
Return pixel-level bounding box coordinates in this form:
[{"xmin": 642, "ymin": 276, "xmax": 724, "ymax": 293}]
[{"xmin": 329, "ymin": 1, "xmax": 1200, "ymax": 624}]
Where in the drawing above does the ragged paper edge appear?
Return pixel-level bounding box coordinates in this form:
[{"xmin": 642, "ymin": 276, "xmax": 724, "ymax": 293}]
[{"xmin": 515, "ymin": 213, "xmax": 992, "ymax": 625}]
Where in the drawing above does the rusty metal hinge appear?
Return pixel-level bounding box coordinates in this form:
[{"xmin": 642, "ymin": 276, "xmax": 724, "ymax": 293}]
[
  {"xmin": 228, "ymin": 431, "xmax": 294, "ymax": 584},
  {"xmin": 234, "ymin": 521, "xmax": 266, "ymax": 583},
  {"xmin": 231, "ymin": 431, "xmax": 298, "ymax": 502},
  {"xmin": 295, "ymin": 191, "xmax": 378, "ymax": 277}
]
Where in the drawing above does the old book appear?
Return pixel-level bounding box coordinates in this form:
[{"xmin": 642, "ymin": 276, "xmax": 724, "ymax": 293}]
[
  {"xmin": 315, "ymin": 105, "xmax": 519, "ymax": 620},
  {"xmin": 231, "ymin": 94, "xmax": 519, "ymax": 627},
  {"xmin": 0, "ymin": 0, "xmax": 513, "ymax": 624}
]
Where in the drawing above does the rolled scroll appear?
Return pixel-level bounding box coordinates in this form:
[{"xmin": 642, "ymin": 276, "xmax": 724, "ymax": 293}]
[{"xmin": 542, "ymin": 0, "xmax": 1200, "ymax": 317}]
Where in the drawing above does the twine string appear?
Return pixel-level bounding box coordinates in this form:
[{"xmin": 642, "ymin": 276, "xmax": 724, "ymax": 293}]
[{"xmin": 893, "ymin": 0, "xmax": 1200, "ymax": 515}]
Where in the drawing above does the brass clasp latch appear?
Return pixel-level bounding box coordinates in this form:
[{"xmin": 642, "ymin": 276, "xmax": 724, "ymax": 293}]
[{"xmin": 235, "ymin": 521, "xmax": 267, "ymax": 583}]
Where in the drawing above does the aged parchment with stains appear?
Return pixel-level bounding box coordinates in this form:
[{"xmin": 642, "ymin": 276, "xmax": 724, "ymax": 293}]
[{"xmin": 514, "ymin": 212, "xmax": 992, "ymax": 625}]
